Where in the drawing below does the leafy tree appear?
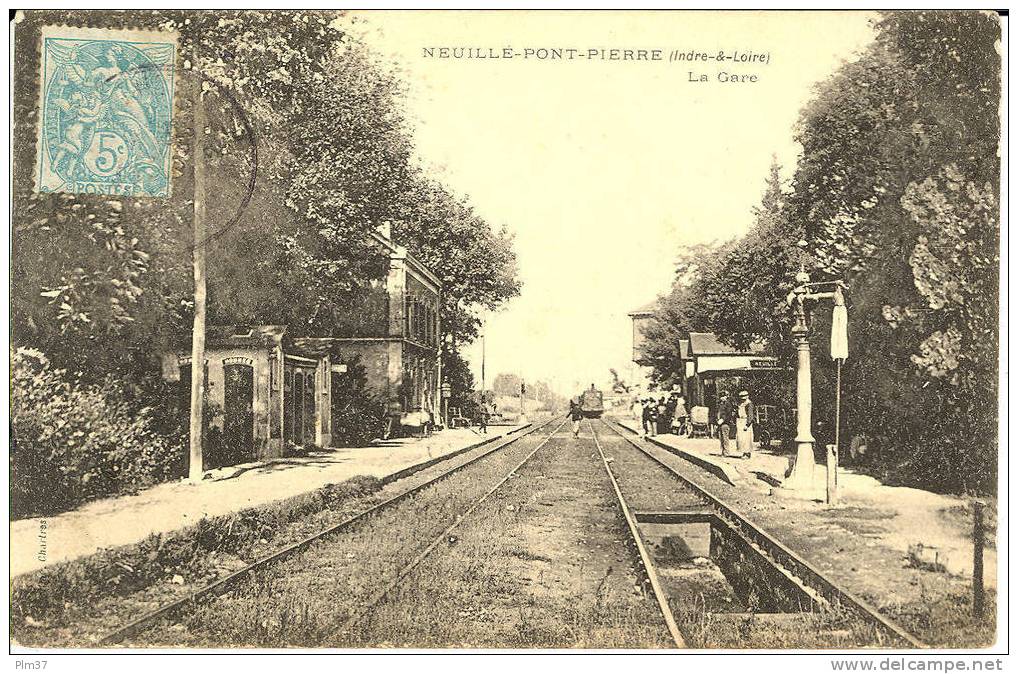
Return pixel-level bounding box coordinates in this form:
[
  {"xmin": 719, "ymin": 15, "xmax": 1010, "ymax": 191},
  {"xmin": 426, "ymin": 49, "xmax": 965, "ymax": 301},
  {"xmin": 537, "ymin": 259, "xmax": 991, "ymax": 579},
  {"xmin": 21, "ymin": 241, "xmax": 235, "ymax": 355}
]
[
  {"xmin": 11, "ymin": 348, "xmax": 185, "ymax": 518},
  {"xmin": 609, "ymin": 368, "xmax": 629, "ymax": 393},
  {"xmin": 790, "ymin": 10, "xmax": 1000, "ymax": 492},
  {"xmin": 442, "ymin": 349, "xmax": 479, "ymax": 420},
  {"xmin": 330, "ymin": 356, "xmax": 387, "ymax": 446},
  {"xmin": 645, "ymin": 11, "xmax": 1000, "ymax": 493},
  {"xmin": 643, "ymin": 161, "xmax": 800, "ymax": 387},
  {"xmin": 492, "ymin": 372, "xmax": 523, "ymax": 397},
  {"xmin": 390, "ymin": 174, "xmax": 521, "ymax": 347}
]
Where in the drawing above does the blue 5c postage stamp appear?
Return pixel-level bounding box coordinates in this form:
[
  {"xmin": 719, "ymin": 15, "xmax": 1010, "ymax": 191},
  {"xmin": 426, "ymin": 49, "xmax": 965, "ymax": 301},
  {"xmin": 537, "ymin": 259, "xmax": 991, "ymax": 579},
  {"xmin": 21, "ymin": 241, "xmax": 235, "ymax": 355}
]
[{"xmin": 36, "ymin": 26, "xmax": 177, "ymax": 197}]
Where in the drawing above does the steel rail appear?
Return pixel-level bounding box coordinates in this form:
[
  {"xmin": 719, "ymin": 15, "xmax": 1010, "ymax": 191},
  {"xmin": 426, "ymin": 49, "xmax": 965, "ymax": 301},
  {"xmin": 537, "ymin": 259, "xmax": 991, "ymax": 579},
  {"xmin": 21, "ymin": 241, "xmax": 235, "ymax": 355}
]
[
  {"xmin": 599, "ymin": 418, "xmax": 927, "ymax": 649},
  {"xmin": 97, "ymin": 416, "xmax": 560, "ymax": 646},
  {"xmin": 329, "ymin": 417, "xmax": 571, "ymax": 643},
  {"xmin": 589, "ymin": 421, "xmax": 687, "ymax": 648}
]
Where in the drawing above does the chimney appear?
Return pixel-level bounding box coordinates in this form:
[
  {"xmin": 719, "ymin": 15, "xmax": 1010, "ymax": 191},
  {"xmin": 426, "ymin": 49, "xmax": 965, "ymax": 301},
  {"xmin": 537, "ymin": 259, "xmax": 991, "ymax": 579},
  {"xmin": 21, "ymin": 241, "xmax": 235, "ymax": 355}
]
[{"xmin": 377, "ymin": 220, "xmax": 392, "ymax": 241}]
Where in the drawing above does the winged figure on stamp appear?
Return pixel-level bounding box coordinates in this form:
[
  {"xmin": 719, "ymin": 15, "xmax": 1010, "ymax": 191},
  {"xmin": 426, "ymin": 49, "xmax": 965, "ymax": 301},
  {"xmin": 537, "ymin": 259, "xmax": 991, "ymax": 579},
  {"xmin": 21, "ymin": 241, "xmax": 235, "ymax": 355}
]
[{"xmin": 46, "ymin": 40, "xmax": 163, "ymax": 185}]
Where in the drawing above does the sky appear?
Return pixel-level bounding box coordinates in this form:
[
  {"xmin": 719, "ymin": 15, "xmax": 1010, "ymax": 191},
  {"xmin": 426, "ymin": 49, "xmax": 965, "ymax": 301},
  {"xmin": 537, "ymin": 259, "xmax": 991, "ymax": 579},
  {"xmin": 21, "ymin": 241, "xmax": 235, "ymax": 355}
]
[{"xmin": 347, "ymin": 10, "xmax": 876, "ymax": 397}]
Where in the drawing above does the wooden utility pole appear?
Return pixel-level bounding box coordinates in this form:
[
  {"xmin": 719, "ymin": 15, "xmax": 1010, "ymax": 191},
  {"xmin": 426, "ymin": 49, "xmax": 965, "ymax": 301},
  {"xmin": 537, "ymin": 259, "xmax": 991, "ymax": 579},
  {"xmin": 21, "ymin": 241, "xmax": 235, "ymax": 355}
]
[
  {"xmin": 480, "ymin": 317, "xmax": 486, "ymax": 393},
  {"xmin": 188, "ymin": 80, "xmax": 207, "ymax": 483},
  {"xmin": 973, "ymin": 500, "xmax": 985, "ymax": 618}
]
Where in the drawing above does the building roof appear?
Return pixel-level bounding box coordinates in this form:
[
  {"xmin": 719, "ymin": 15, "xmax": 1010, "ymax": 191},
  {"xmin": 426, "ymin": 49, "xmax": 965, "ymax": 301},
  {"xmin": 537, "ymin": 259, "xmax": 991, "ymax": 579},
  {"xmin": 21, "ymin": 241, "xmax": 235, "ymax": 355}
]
[
  {"xmin": 627, "ymin": 299, "xmax": 660, "ymax": 318},
  {"xmin": 370, "ymin": 230, "xmax": 442, "ymax": 292},
  {"xmin": 289, "ymin": 337, "xmax": 344, "ymax": 358},
  {"xmin": 687, "ymin": 331, "xmax": 767, "ymax": 356},
  {"xmin": 167, "ymin": 325, "xmax": 287, "ymax": 350}
]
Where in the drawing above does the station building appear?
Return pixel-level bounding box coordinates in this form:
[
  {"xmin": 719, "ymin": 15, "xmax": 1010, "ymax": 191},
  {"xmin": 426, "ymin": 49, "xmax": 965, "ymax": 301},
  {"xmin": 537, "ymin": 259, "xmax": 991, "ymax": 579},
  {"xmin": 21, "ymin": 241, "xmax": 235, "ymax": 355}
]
[
  {"xmin": 159, "ymin": 227, "xmax": 442, "ymax": 465},
  {"xmin": 627, "ymin": 299, "xmax": 659, "ymax": 392},
  {"xmin": 680, "ymin": 331, "xmax": 784, "ymax": 420},
  {"xmin": 293, "ymin": 229, "xmax": 443, "ymax": 434}
]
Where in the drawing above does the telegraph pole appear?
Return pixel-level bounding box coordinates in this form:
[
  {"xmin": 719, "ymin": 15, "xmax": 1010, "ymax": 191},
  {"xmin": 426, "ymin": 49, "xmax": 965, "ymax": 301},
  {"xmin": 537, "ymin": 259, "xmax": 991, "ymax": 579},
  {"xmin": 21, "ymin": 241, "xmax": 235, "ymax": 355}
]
[
  {"xmin": 480, "ymin": 316, "xmax": 486, "ymax": 394},
  {"xmin": 188, "ymin": 77, "xmax": 207, "ymax": 483}
]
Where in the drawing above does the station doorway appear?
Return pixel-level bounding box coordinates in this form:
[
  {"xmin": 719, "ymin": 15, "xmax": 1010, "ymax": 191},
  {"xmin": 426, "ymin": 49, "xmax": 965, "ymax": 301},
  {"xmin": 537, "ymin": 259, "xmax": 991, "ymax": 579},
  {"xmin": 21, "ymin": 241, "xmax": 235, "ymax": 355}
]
[
  {"xmin": 222, "ymin": 362, "xmax": 255, "ymax": 466},
  {"xmin": 284, "ymin": 357, "xmax": 318, "ymax": 447}
]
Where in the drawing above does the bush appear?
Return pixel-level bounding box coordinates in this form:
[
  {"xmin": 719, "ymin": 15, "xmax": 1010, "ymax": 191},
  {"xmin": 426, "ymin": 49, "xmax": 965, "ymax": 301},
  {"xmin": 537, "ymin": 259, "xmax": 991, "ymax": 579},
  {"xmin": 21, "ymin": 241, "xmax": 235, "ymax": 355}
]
[
  {"xmin": 10, "ymin": 348, "xmax": 185, "ymax": 519},
  {"xmin": 330, "ymin": 356, "xmax": 386, "ymax": 446}
]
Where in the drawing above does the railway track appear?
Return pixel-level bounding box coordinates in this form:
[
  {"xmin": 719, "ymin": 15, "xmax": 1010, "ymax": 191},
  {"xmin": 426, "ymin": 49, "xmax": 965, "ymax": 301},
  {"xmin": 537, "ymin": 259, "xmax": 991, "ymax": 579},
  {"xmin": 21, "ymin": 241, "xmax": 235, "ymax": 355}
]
[
  {"xmin": 98, "ymin": 413, "xmax": 926, "ymax": 648},
  {"xmin": 327, "ymin": 417, "xmax": 690, "ymax": 647},
  {"xmin": 333, "ymin": 415, "xmax": 675, "ymax": 647},
  {"xmin": 596, "ymin": 417, "xmax": 927, "ymax": 649},
  {"xmin": 589, "ymin": 421, "xmax": 687, "ymax": 648},
  {"xmin": 98, "ymin": 416, "xmax": 562, "ymax": 646},
  {"xmin": 327, "ymin": 416, "xmax": 569, "ymax": 642},
  {"xmin": 117, "ymin": 416, "xmax": 677, "ymax": 648}
]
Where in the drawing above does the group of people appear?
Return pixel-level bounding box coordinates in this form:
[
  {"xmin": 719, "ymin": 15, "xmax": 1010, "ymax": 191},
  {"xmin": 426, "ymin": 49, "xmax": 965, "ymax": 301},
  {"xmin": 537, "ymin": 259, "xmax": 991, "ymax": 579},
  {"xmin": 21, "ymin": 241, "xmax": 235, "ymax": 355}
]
[
  {"xmin": 631, "ymin": 391, "xmax": 689, "ymax": 438},
  {"xmin": 630, "ymin": 388, "xmax": 757, "ymax": 459}
]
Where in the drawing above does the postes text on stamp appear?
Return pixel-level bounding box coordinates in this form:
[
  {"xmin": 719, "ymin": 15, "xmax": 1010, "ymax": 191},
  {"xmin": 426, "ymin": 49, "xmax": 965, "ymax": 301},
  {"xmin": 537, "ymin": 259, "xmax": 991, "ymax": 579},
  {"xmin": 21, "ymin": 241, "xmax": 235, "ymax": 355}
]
[{"xmin": 36, "ymin": 26, "xmax": 177, "ymax": 197}]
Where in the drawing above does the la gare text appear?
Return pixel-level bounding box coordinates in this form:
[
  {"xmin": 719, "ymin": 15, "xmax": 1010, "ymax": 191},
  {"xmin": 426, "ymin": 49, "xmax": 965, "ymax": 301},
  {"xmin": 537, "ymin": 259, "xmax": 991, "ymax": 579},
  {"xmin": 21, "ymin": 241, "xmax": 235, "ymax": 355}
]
[{"xmin": 690, "ymin": 71, "xmax": 761, "ymax": 83}]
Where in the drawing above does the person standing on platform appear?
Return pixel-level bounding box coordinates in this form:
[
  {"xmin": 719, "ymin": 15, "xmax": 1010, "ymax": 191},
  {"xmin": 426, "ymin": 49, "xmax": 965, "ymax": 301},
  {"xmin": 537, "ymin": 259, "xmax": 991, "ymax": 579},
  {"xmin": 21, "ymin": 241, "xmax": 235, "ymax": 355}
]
[
  {"xmin": 671, "ymin": 392, "xmax": 688, "ymax": 436},
  {"xmin": 736, "ymin": 390, "xmax": 756, "ymax": 458},
  {"xmin": 478, "ymin": 400, "xmax": 489, "ymax": 434},
  {"xmin": 656, "ymin": 396, "xmax": 670, "ymax": 435},
  {"xmin": 717, "ymin": 392, "xmax": 736, "ymax": 457},
  {"xmin": 642, "ymin": 397, "xmax": 656, "ymax": 437}
]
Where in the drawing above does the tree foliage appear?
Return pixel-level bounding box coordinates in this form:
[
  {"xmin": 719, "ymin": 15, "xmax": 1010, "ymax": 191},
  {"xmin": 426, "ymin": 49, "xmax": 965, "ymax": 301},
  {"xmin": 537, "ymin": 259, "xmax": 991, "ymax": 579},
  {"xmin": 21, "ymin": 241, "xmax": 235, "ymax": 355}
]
[
  {"xmin": 11, "ymin": 10, "xmax": 522, "ymax": 510},
  {"xmin": 645, "ymin": 11, "xmax": 1000, "ymax": 493},
  {"xmin": 391, "ymin": 174, "xmax": 521, "ymax": 347},
  {"xmin": 11, "ymin": 349, "xmax": 185, "ymax": 518}
]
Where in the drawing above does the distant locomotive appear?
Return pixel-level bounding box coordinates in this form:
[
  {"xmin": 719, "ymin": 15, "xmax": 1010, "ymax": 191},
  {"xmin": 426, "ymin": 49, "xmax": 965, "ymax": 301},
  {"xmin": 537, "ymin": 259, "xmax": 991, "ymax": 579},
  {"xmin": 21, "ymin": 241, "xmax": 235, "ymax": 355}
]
[{"xmin": 578, "ymin": 385, "xmax": 605, "ymax": 418}]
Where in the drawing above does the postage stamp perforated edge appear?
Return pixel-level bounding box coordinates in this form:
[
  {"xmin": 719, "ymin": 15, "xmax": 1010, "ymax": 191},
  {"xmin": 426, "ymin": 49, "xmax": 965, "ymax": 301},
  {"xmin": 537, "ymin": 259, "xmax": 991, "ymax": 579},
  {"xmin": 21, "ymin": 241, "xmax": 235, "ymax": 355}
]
[{"xmin": 34, "ymin": 24, "xmax": 180, "ymax": 198}]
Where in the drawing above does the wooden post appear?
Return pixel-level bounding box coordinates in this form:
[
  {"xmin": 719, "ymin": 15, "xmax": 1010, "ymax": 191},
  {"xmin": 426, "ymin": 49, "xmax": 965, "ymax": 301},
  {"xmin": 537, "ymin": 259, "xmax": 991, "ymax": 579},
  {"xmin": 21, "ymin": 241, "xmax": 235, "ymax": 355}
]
[
  {"xmin": 973, "ymin": 500, "xmax": 985, "ymax": 619},
  {"xmin": 480, "ymin": 318, "xmax": 486, "ymax": 394},
  {"xmin": 827, "ymin": 358, "xmax": 842, "ymax": 505},
  {"xmin": 188, "ymin": 80, "xmax": 207, "ymax": 483}
]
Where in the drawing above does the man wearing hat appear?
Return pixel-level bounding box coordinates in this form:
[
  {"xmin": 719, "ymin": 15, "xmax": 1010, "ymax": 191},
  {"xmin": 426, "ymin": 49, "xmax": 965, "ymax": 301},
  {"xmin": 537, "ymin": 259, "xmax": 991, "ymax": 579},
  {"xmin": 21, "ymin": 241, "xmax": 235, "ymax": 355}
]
[
  {"xmin": 735, "ymin": 390, "xmax": 756, "ymax": 458},
  {"xmin": 716, "ymin": 392, "xmax": 736, "ymax": 457},
  {"xmin": 641, "ymin": 397, "xmax": 657, "ymax": 437}
]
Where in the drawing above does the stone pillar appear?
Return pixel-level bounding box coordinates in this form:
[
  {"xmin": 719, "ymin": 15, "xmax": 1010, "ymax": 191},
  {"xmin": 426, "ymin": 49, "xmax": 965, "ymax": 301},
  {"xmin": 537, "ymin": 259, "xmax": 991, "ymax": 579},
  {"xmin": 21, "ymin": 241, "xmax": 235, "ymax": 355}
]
[
  {"xmin": 316, "ymin": 356, "xmax": 332, "ymax": 448},
  {"xmin": 773, "ymin": 286, "xmax": 823, "ymax": 500}
]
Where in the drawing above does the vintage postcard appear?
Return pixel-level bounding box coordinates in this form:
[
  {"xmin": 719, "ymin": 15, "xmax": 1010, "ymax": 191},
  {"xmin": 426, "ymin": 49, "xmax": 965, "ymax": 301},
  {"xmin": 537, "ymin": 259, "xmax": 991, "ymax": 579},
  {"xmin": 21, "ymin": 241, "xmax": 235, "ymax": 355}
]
[{"xmin": 7, "ymin": 7, "xmax": 1006, "ymax": 665}]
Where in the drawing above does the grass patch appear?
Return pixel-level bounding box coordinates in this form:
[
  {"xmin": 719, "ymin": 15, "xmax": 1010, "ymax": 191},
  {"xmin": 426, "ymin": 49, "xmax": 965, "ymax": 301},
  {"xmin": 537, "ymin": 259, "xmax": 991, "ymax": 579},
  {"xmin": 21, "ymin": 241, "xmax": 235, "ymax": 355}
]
[
  {"xmin": 127, "ymin": 436, "xmax": 547, "ymax": 647},
  {"xmin": 11, "ymin": 475, "xmax": 382, "ymax": 644}
]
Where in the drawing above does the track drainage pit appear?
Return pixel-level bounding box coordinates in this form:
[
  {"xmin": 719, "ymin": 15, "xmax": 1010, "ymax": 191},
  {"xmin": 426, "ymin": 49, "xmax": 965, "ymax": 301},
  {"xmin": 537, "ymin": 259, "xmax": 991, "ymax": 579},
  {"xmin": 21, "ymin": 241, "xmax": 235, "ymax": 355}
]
[{"xmin": 636, "ymin": 511, "xmax": 819, "ymax": 615}]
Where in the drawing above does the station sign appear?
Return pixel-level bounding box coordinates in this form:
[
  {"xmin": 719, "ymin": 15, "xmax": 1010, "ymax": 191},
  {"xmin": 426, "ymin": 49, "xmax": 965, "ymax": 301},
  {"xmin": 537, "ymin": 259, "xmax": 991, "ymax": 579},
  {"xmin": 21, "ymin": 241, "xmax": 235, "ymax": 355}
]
[{"xmin": 749, "ymin": 358, "xmax": 782, "ymax": 370}]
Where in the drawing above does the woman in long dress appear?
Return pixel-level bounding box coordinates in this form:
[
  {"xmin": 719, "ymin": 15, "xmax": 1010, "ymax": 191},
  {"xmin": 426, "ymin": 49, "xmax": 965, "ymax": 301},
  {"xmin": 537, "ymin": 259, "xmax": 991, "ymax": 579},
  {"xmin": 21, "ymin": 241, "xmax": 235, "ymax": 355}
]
[{"xmin": 735, "ymin": 390, "xmax": 756, "ymax": 458}]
